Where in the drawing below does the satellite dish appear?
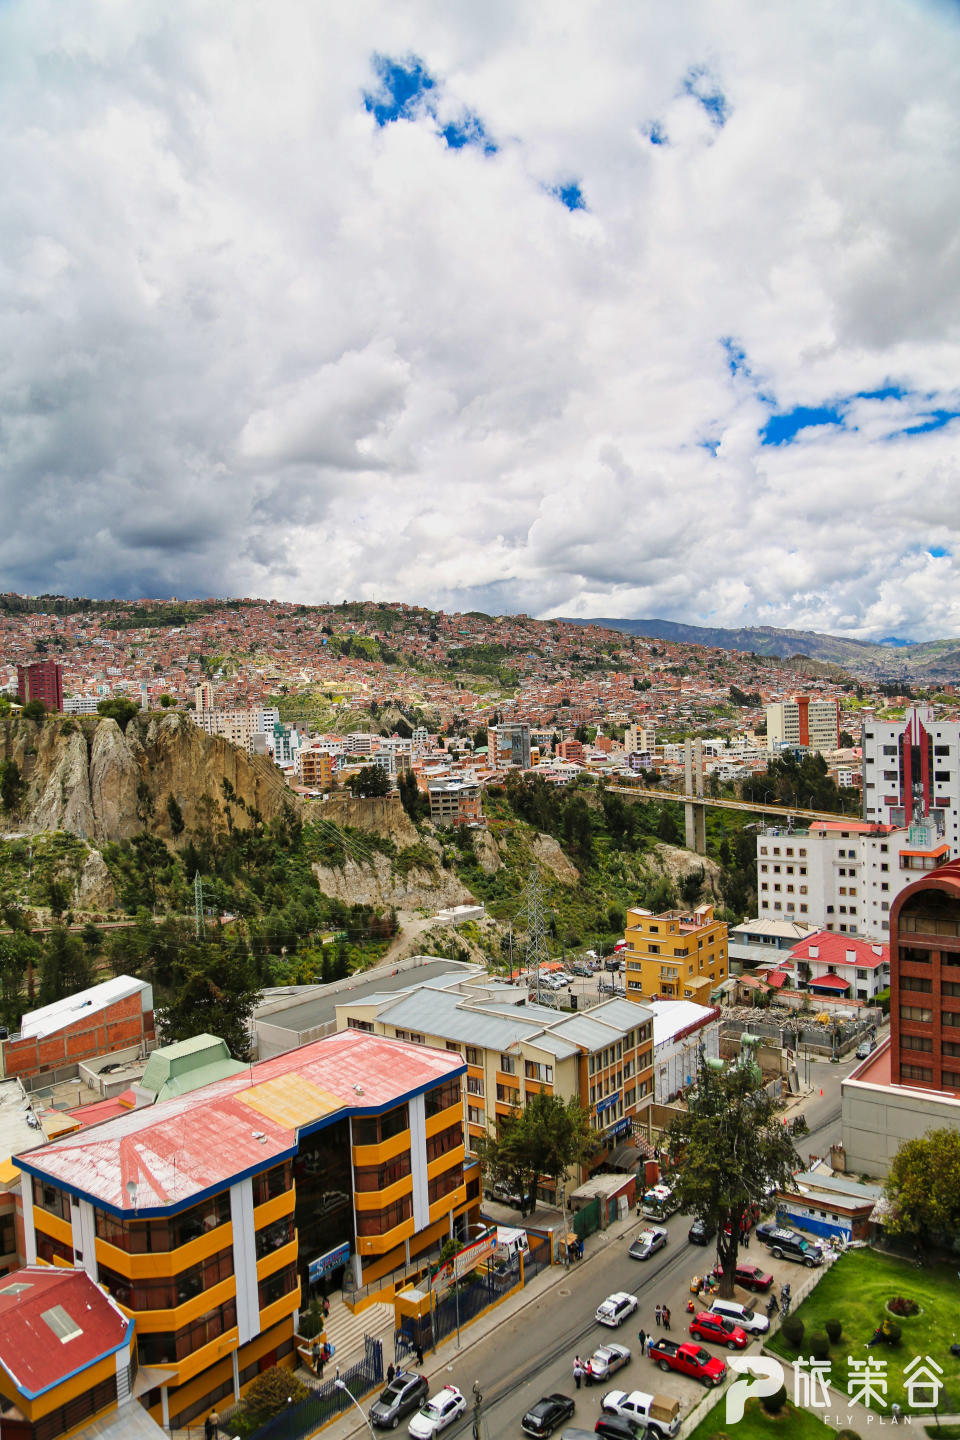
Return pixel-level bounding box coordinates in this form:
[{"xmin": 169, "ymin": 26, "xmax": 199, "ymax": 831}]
[{"xmin": 125, "ymin": 1180, "xmax": 138, "ymax": 1205}]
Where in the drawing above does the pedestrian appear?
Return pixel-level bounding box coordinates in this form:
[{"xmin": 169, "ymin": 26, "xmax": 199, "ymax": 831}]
[
  {"xmin": 387, "ymin": 1363, "xmax": 395, "ymax": 1384},
  {"xmin": 334, "ymin": 1365, "xmax": 341, "ymax": 1385},
  {"xmin": 204, "ymin": 1416, "xmax": 214, "ymax": 1440},
  {"xmin": 415, "ymin": 1342, "xmax": 424, "ymax": 1367},
  {"xmin": 743, "ymin": 1229, "xmax": 750, "ymax": 1249},
  {"xmin": 573, "ymin": 1356, "xmax": 583, "ymax": 1391},
  {"xmin": 208, "ymin": 1410, "xmax": 221, "ymax": 1440},
  {"xmin": 322, "ymin": 1295, "xmax": 330, "ymax": 1319},
  {"xmin": 637, "ymin": 1328, "xmax": 646, "ymax": 1355},
  {"xmin": 663, "ymin": 1306, "xmax": 671, "ymax": 1330},
  {"xmin": 655, "ymin": 1304, "xmax": 662, "ymax": 1327}
]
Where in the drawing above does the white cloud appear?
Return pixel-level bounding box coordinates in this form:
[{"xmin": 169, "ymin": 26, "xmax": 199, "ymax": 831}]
[{"xmin": 0, "ymin": 0, "xmax": 958, "ymax": 639}]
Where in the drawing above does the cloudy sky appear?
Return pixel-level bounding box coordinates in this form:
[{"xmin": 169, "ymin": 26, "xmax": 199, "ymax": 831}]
[{"xmin": 2, "ymin": 1, "xmax": 959, "ymax": 640}]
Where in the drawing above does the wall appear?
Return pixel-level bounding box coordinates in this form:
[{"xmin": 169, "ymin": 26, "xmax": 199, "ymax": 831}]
[
  {"xmin": 841, "ymin": 1072, "xmax": 960, "ymax": 1176},
  {"xmin": 0, "ymin": 995, "xmax": 154, "ymax": 1083}
]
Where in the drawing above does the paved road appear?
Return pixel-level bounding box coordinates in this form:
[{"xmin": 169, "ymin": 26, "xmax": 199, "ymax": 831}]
[{"xmin": 405, "ymin": 1208, "xmax": 769, "ymax": 1440}]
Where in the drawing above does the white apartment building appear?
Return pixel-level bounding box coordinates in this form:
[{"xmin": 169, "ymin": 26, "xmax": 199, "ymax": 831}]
[
  {"xmin": 766, "ymin": 696, "xmax": 840, "ymax": 753},
  {"xmin": 862, "ymin": 705, "xmax": 960, "ymax": 851},
  {"xmin": 63, "ymin": 695, "xmax": 101, "ymax": 714},
  {"xmin": 757, "ymin": 815, "xmax": 950, "ymax": 940},
  {"xmin": 625, "ymin": 725, "xmax": 656, "ymax": 755}
]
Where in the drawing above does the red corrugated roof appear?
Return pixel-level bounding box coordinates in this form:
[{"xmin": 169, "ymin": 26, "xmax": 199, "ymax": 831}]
[
  {"xmin": 789, "ymin": 930, "xmax": 888, "ymax": 969},
  {"xmin": 19, "ymin": 1029, "xmax": 464, "ymax": 1216},
  {"xmin": 0, "ymin": 1267, "xmax": 130, "ymax": 1399},
  {"xmin": 765, "ymin": 970, "xmax": 789, "ymax": 989},
  {"xmin": 808, "ymin": 973, "xmax": 850, "ymax": 990}
]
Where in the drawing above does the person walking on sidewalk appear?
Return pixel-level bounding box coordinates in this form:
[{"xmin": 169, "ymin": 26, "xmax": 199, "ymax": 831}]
[
  {"xmin": 637, "ymin": 1328, "xmax": 646, "ymax": 1356},
  {"xmin": 573, "ymin": 1357, "xmax": 583, "ymax": 1391},
  {"xmin": 662, "ymin": 1306, "xmax": 671, "ymax": 1330},
  {"xmin": 655, "ymin": 1304, "xmax": 663, "ymax": 1327}
]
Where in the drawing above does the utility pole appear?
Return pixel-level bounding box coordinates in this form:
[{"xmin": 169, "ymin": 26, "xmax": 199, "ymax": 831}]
[
  {"xmin": 194, "ymin": 872, "xmax": 204, "ymax": 940},
  {"xmin": 522, "ymin": 867, "xmax": 549, "ymax": 1005}
]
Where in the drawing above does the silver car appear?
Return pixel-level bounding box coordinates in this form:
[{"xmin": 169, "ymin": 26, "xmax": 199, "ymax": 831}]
[{"xmin": 584, "ymin": 1343, "xmax": 631, "ymax": 1385}]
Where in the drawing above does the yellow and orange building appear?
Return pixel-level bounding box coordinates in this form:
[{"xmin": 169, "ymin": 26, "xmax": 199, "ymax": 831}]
[
  {"xmin": 623, "ymin": 902, "xmax": 728, "ymax": 1005},
  {"xmin": 17, "ymin": 1030, "xmax": 468, "ymax": 1432}
]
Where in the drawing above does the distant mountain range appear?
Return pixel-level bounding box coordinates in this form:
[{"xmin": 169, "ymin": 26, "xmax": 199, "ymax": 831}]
[{"xmin": 556, "ymin": 617, "xmax": 960, "ymax": 682}]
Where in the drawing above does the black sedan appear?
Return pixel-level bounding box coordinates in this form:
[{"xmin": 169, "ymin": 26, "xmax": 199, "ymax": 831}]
[
  {"xmin": 521, "ymin": 1393, "xmax": 576, "ymax": 1437},
  {"xmin": 688, "ymin": 1216, "xmax": 715, "ymax": 1246}
]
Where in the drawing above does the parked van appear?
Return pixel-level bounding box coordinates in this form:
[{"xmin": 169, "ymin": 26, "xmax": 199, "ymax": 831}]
[
  {"xmin": 709, "ymin": 1297, "xmax": 770, "ymax": 1335},
  {"xmin": 494, "ymin": 1225, "xmax": 530, "ymax": 1265}
]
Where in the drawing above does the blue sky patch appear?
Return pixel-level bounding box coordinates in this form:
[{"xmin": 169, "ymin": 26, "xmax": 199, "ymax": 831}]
[
  {"xmin": 760, "ymin": 405, "xmax": 844, "ymax": 446},
  {"xmin": 684, "ymin": 67, "xmax": 730, "ymax": 127},
  {"xmin": 552, "ymin": 182, "xmax": 586, "ymax": 212},
  {"xmin": 898, "ymin": 408, "xmax": 960, "ymax": 437},
  {"xmin": 855, "ymin": 385, "xmax": 906, "ymax": 402},
  {"xmin": 720, "ymin": 337, "xmax": 750, "ymax": 379},
  {"xmin": 699, "ymin": 438, "xmax": 721, "ymax": 456},
  {"xmin": 364, "ymin": 53, "xmax": 496, "ymax": 153},
  {"xmin": 646, "ymin": 121, "xmax": 668, "ymax": 146},
  {"xmin": 364, "ymin": 55, "xmax": 435, "ymax": 126},
  {"xmin": 928, "ymin": 545, "xmax": 951, "ymax": 558}
]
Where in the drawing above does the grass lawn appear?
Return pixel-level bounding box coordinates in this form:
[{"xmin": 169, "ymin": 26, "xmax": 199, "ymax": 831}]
[
  {"xmin": 768, "ymin": 1248, "xmax": 960, "ymax": 1414},
  {"xmin": 686, "ymin": 1395, "xmax": 836, "ymax": 1440}
]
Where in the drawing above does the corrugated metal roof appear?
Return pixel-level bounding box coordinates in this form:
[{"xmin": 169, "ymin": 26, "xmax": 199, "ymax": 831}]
[
  {"xmin": 372, "ymin": 990, "xmax": 543, "ymax": 1049},
  {"xmin": 590, "ymin": 998, "xmax": 653, "ymax": 1029},
  {"xmin": 20, "ymin": 975, "xmax": 150, "ymax": 1041},
  {"xmin": 650, "ymin": 1000, "xmax": 718, "ymax": 1045},
  {"xmin": 18, "ymin": 1030, "xmax": 463, "ymax": 1216}
]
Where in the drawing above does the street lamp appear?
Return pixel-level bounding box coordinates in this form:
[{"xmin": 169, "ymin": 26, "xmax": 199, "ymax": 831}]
[{"xmin": 334, "ymin": 1379, "xmax": 378, "ymax": 1440}]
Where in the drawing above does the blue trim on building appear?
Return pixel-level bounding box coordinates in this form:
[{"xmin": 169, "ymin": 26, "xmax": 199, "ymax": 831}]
[
  {"xmin": 17, "ymin": 1062, "xmax": 467, "ymax": 1220},
  {"xmin": 15, "ymin": 1315, "xmax": 133, "ymax": 1400}
]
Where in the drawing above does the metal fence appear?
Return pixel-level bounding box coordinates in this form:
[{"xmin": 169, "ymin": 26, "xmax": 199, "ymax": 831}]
[
  {"xmin": 243, "ymin": 1336, "xmax": 383, "ymax": 1440},
  {"xmin": 571, "ymin": 1196, "xmax": 601, "ymax": 1242}
]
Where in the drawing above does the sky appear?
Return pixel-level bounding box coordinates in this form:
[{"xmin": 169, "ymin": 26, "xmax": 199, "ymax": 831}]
[{"xmin": 1, "ymin": 2, "xmax": 960, "ymax": 642}]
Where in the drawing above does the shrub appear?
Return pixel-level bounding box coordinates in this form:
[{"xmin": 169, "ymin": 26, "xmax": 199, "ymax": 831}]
[
  {"xmin": 824, "ymin": 1318, "xmax": 843, "ymax": 1343},
  {"xmin": 781, "ymin": 1316, "xmax": 804, "ymax": 1347},
  {"xmin": 836, "ymin": 1430, "xmax": 861, "ymax": 1440},
  {"xmin": 888, "ymin": 1296, "xmax": 919, "ymax": 1317},
  {"xmin": 881, "ymin": 1318, "xmax": 902, "ymax": 1345},
  {"xmin": 809, "ymin": 1331, "xmax": 831, "ymax": 1361},
  {"xmin": 241, "ymin": 1366, "xmax": 309, "ymax": 1426},
  {"xmin": 760, "ymin": 1384, "xmax": 788, "ymax": 1415},
  {"xmin": 21, "ymin": 699, "xmax": 46, "ymax": 721},
  {"xmin": 297, "ymin": 1299, "xmax": 325, "ymax": 1340}
]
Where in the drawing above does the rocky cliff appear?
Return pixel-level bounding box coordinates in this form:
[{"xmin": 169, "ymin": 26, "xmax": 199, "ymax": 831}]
[{"xmin": 0, "ymin": 711, "xmax": 298, "ymax": 845}]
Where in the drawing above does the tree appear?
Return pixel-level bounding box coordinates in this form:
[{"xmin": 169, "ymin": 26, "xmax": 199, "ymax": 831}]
[
  {"xmin": 157, "ymin": 940, "xmax": 262, "ymax": 1060},
  {"xmin": 166, "ymin": 793, "xmax": 185, "ymax": 837},
  {"xmin": 97, "ymin": 697, "xmax": 139, "ymax": 728},
  {"xmin": 21, "ymin": 699, "xmax": 46, "ymax": 721},
  {"xmin": 159, "ymin": 693, "xmax": 175, "ymax": 708},
  {"xmin": 666, "ymin": 1054, "xmax": 798, "ymax": 1298},
  {"xmin": 474, "ymin": 1092, "xmax": 599, "ymax": 1216},
  {"xmin": 883, "ymin": 1128, "xmax": 960, "ymax": 1245},
  {"xmin": 39, "ymin": 926, "xmax": 92, "ymax": 1005},
  {"xmin": 839, "ymin": 730, "xmax": 855, "ymax": 748},
  {"xmin": 345, "ymin": 765, "xmax": 390, "ymax": 799},
  {"xmin": 0, "ymin": 932, "xmax": 39, "ymax": 1030},
  {"xmin": 0, "ymin": 761, "xmax": 23, "ymax": 815}
]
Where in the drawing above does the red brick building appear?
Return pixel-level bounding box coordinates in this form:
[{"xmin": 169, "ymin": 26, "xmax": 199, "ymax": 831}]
[
  {"xmin": 16, "ymin": 660, "xmax": 63, "ymax": 712},
  {"xmin": 889, "ymin": 858, "xmax": 960, "ymax": 1096},
  {"xmin": 0, "ymin": 976, "xmax": 154, "ymax": 1084}
]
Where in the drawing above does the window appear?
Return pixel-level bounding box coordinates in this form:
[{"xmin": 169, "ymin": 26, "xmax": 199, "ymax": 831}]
[
  {"xmin": 258, "ymin": 1263, "xmax": 298, "ymax": 1311},
  {"xmin": 352, "ymin": 1104, "xmax": 409, "ymax": 1147},
  {"xmin": 499, "ymin": 1055, "xmax": 516, "ymax": 1075},
  {"xmin": 465, "ymin": 1047, "xmax": 480, "ymax": 1066},
  {"xmin": 942, "ymin": 982, "xmax": 960, "ymax": 998},
  {"xmin": 33, "ymin": 1180, "xmax": 70, "ymax": 1223},
  {"xmin": 496, "ymin": 1083, "xmax": 519, "ymax": 1103},
  {"xmin": 943, "ymin": 1011, "xmax": 960, "ymax": 1028},
  {"xmin": 94, "ymin": 1191, "xmax": 231, "ymax": 1254},
  {"xmin": 252, "ymin": 1161, "xmax": 292, "ymax": 1208},
  {"xmin": 428, "ymin": 1166, "xmax": 463, "ymax": 1204},
  {"xmin": 425, "ymin": 1079, "xmax": 461, "ymax": 1118},
  {"xmin": 353, "ymin": 1153, "xmax": 412, "ymax": 1192},
  {"xmin": 900, "ymin": 1035, "xmax": 932, "ymax": 1052},
  {"xmin": 355, "ymin": 1196, "xmax": 413, "ymax": 1236},
  {"xmin": 466, "ymin": 1105, "xmax": 483, "ymax": 1125},
  {"xmin": 466, "ymin": 1076, "xmax": 484, "ymax": 1096},
  {"xmin": 524, "ymin": 1061, "xmax": 554, "ymax": 1084},
  {"xmin": 102, "ymin": 1247, "xmax": 235, "ymax": 1310},
  {"xmin": 899, "ymin": 1005, "xmax": 933, "ymax": 1022},
  {"xmin": 137, "ymin": 1299, "xmax": 238, "ymax": 1366},
  {"xmin": 902, "ymin": 976, "xmax": 932, "ymax": 993},
  {"xmin": 33, "ymin": 1375, "xmax": 117, "ymax": 1440},
  {"xmin": 900, "ymin": 1064, "xmax": 933, "ymax": 1082},
  {"xmin": 426, "ymin": 1124, "xmax": 461, "ymax": 1164}
]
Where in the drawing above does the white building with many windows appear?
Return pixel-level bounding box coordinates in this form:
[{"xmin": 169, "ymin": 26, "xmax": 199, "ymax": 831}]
[
  {"xmin": 757, "ymin": 815, "xmax": 950, "ymax": 940},
  {"xmin": 862, "ymin": 706, "xmax": 960, "ymax": 851}
]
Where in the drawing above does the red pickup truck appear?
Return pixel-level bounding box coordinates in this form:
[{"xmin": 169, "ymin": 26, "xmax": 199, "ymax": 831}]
[{"xmin": 648, "ymin": 1339, "xmax": 727, "ymax": 1387}]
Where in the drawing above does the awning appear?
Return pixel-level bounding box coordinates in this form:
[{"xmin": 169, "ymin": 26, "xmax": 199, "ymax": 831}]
[
  {"xmin": 608, "ymin": 1138, "xmax": 656, "ymax": 1171},
  {"xmin": 808, "ymin": 974, "xmax": 850, "ymax": 991}
]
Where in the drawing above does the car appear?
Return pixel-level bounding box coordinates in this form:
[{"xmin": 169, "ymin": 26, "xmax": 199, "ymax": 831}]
[
  {"xmin": 689, "ymin": 1311, "xmax": 749, "ymax": 1350},
  {"xmin": 756, "ymin": 1226, "xmax": 824, "ymax": 1267},
  {"xmin": 407, "ymin": 1386, "xmax": 466, "ymax": 1438},
  {"xmin": 734, "ymin": 1263, "xmax": 774, "ymax": 1293},
  {"xmin": 583, "ymin": 1343, "xmax": 631, "ymax": 1384},
  {"xmin": 370, "ymin": 1372, "xmax": 429, "ymax": 1429},
  {"xmin": 629, "ymin": 1227, "xmax": 668, "ymax": 1261},
  {"xmin": 709, "ymin": 1298, "xmax": 770, "ymax": 1335},
  {"xmin": 571, "ymin": 961, "xmax": 593, "ymax": 977},
  {"xmin": 595, "ymin": 1292, "xmax": 639, "ymax": 1328},
  {"xmin": 647, "ymin": 1339, "xmax": 727, "ymax": 1387},
  {"xmin": 593, "ymin": 1416, "xmax": 645, "ymax": 1440},
  {"xmin": 687, "ymin": 1216, "xmax": 715, "ymax": 1246},
  {"xmin": 856, "ymin": 1037, "xmax": 877, "ymax": 1059},
  {"xmin": 600, "ymin": 1389, "xmax": 681, "ymax": 1438},
  {"xmin": 521, "ymin": 1394, "xmax": 576, "ymax": 1437}
]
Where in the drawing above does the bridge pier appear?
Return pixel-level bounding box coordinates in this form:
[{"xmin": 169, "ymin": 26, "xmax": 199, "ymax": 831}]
[{"xmin": 684, "ymin": 800, "xmax": 707, "ymax": 855}]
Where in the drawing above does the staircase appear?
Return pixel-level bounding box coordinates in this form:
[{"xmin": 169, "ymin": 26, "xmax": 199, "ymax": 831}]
[{"xmin": 322, "ymin": 1294, "xmax": 396, "ymax": 1369}]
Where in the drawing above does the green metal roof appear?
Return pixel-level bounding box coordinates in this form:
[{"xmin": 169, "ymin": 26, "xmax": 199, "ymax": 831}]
[{"xmin": 140, "ymin": 1033, "xmax": 247, "ymax": 1102}]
